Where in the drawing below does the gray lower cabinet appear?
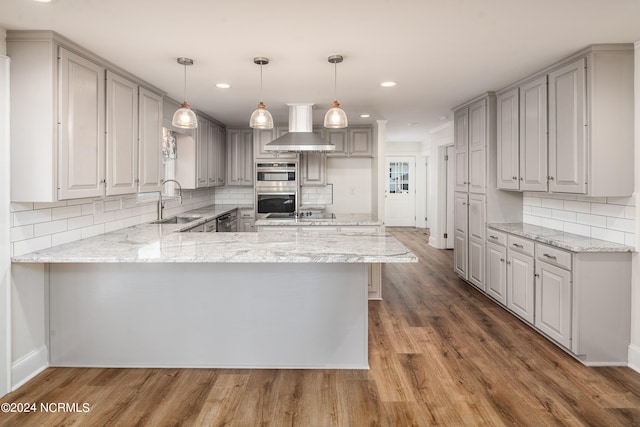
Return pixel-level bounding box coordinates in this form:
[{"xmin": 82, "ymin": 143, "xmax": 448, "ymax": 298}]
[{"xmin": 484, "ymin": 227, "xmax": 632, "ymax": 364}]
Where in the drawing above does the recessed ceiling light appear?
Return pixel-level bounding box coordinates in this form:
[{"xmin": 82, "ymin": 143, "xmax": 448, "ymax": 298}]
[
  {"xmin": 407, "ymin": 122, "xmax": 421, "ymax": 126},
  {"xmin": 216, "ymin": 83, "xmax": 231, "ymax": 89},
  {"xmin": 33, "ymin": 0, "xmax": 54, "ymax": 3},
  {"xmin": 439, "ymin": 115, "xmax": 448, "ymax": 121},
  {"xmin": 360, "ymin": 114, "xmax": 370, "ymax": 118},
  {"xmin": 380, "ymin": 81, "xmax": 398, "ymax": 88}
]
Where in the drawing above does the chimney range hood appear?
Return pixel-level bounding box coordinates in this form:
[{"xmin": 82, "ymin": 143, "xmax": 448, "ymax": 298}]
[{"xmin": 264, "ymin": 104, "xmax": 336, "ymax": 152}]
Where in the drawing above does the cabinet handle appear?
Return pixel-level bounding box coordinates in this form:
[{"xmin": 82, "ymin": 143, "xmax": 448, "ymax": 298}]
[
  {"xmin": 547, "ymin": 176, "xmax": 555, "ymax": 180},
  {"xmin": 500, "ymin": 258, "xmax": 505, "ymax": 262},
  {"xmin": 462, "ymin": 202, "xmax": 467, "ymax": 206},
  {"xmin": 534, "ymin": 273, "xmax": 540, "ymax": 278},
  {"xmin": 519, "ymin": 177, "xmax": 523, "ymax": 181},
  {"xmin": 512, "ymin": 176, "xmax": 517, "ymax": 180},
  {"xmin": 512, "ymin": 243, "xmax": 523, "ymax": 248},
  {"xmin": 506, "ymin": 261, "xmax": 511, "ymax": 265},
  {"xmin": 489, "ymin": 235, "xmax": 498, "ymax": 240},
  {"xmin": 543, "ymin": 253, "xmax": 557, "ymax": 260}
]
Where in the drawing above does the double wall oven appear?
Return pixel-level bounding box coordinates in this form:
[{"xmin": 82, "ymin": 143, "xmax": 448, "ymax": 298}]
[{"xmin": 256, "ymin": 162, "xmax": 298, "ymax": 219}]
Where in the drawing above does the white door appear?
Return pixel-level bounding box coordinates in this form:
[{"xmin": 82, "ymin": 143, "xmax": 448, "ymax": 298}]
[{"xmin": 385, "ymin": 157, "xmax": 416, "ymax": 226}]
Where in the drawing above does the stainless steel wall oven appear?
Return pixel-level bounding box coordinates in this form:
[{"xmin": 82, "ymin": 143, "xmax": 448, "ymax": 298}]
[{"xmin": 255, "ymin": 162, "xmax": 298, "ymax": 219}]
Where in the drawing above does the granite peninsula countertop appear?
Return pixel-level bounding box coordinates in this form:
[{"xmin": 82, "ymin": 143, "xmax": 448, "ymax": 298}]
[
  {"xmin": 12, "ymin": 206, "xmax": 416, "ymax": 264},
  {"xmin": 488, "ymin": 223, "xmax": 634, "ymax": 253},
  {"xmin": 255, "ymin": 213, "xmax": 384, "ymax": 227}
]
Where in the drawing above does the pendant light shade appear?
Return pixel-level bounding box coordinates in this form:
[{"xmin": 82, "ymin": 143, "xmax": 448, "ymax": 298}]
[
  {"xmin": 250, "ymin": 57, "xmax": 274, "ymax": 129},
  {"xmin": 172, "ymin": 57, "xmax": 198, "ymax": 129},
  {"xmin": 324, "ymin": 55, "xmax": 348, "ymax": 129}
]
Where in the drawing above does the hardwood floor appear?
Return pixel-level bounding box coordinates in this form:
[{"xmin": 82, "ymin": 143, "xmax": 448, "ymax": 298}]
[{"xmin": 2, "ymin": 229, "xmax": 639, "ymax": 426}]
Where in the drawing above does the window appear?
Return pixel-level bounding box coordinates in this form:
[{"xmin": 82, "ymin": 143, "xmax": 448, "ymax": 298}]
[{"xmin": 389, "ymin": 161, "xmax": 409, "ymax": 193}]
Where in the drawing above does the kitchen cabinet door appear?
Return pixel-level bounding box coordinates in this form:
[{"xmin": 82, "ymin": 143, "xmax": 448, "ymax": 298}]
[
  {"xmin": 519, "ymin": 75, "xmax": 548, "ymax": 192},
  {"xmin": 227, "ymin": 128, "xmax": 253, "ymax": 186},
  {"xmin": 486, "ymin": 242, "xmax": 507, "ymax": 305},
  {"xmin": 207, "ymin": 124, "xmax": 226, "ymax": 187},
  {"xmin": 468, "ymin": 98, "xmax": 486, "ymax": 194},
  {"xmin": 325, "ymin": 129, "xmax": 348, "ymax": 157},
  {"xmin": 105, "ymin": 71, "xmax": 138, "ymax": 196},
  {"xmin": 507, "ymin": 250, "xmax": 535, "ymax": 324},
  {"xmin": 216, "ymin": 127, "xmax": 226, "ymax": 186},
  {"xmin": 468, "ymin": 194, "xmax": 486, "ymax": 289},
  {"xmin": 468, "ymin": 237, "xmax": 485, "ymax": 290},
  {"xmin": 548, "ymin": 58, "xmax": 586, "ymax": 194},
  {"xmin": 535, "ymin": 260, "xmax": 572, "ymax": 349},
  {"xmin": 454, "ymin": 231, "xmax": 468, "ymax": 280},
  {"xmin": 454, "ymin": 107, "xmax": 469, "ymax": 192},
  {"xmin": 58, "ymin": 47, "xmax": 105, "ymax": 200},
  {"xmin": 497, "ymin": 88, "xmax": 519, "ymax": 190},
  {"xmin": 254, "ymin": 127, "xmax": 297, "ymax": 159},
  {"xmin": 301, "ymin": 152, "xmax": 326, "ymax": 186},
  {"xmin": 196, "ymin": 118, "xmax": 210, "ymax": 188},
  {"xmin": 138, "ymin": 88, "xmax": 163, "ymax": 192},
  {"xmin": 348, "ymin": 127, "xmax": 373, "ymax": 157}
]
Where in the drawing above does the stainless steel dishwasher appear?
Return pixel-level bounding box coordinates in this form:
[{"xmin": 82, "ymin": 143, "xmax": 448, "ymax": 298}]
[{"xmin": 216, "ymin": 210, "xmax": 238, "ymax": 232}]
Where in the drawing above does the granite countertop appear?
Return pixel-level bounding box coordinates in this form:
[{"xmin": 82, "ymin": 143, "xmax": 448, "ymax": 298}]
[
  {"xmin": 12, "ymin": 205, "xmax": 416, "ymax": 264},
  {"xmin": 255, "ymin": 213, "xmax": 383, "ymax": 227},
  {"xmin": 488, "ymin": 223, "xmax": 634, "ymax": 253}
]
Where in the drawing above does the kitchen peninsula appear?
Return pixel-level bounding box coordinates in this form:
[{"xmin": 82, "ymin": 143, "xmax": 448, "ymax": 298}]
[{"xmin": 12, "ymin": 208, "xmax": 416, "ymax": 370}]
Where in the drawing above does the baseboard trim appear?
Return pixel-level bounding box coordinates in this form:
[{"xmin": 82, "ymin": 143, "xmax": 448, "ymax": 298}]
[
  {"xmin": 628, "ymin": 344, "xmax": 640, "ymax": 373},
  {"xmin": 12, "ymin": 346, "xmax": 48, "ymax": 391}
]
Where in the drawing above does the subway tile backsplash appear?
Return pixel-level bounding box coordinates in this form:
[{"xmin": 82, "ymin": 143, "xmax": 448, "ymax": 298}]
[
  {"xmin": 522, "ymin": 192, "xmax": 636, "ymax": 246},
  {"xmin": 10, "ymin": 188, "xmax": 217, "ymax": 257}
]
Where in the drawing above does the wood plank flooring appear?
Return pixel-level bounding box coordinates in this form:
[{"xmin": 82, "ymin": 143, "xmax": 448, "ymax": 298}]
[{"xmin": 1, "ymin": 229, "xmax": 640, "ymax": 426}]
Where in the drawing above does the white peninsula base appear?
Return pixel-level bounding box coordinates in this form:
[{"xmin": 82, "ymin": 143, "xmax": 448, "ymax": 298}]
[{"xmin": 48, "ymin": 263, "xmax": 369, "ymax": 369}]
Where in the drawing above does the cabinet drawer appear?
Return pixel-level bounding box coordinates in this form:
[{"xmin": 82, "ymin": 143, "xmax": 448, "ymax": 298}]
[
  {"xmin": 507, "ymin": 235, "xmax": 534, "ymax": 256},
  {"xmin": 536, "ymin": 243, "xmax": 571, "ymax": 270},
  {"xmin": 240, "ymin": 209, "xmax": 255, "ymax": 218},
  {"xmin": 486, "ymin": 228, "xmax": 507, "ymax": 246}
]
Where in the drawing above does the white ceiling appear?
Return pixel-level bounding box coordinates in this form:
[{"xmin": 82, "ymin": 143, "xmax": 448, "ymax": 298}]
[{"xmin": 2, "ymin": 0, "xmax": 640, "ymax": 143}]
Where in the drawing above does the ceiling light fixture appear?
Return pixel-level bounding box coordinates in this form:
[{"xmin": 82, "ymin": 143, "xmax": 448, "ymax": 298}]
[
  {"xmin": 216, "ymin": 83, "xmax": 231, "ymax": 89},
  {"xmin": 324, "ymin": 55, "xmax": 348, "ymax": 129},
  {"xmin": 360, "ymin": 114, "xmax": 371, "ymax": 118},
  {"xmin": 381, "ymin": 81, "xmax": 398, "ymax": 87},
  {"xmin": 172, "ymin": 57, "xmax": 198, "ymax": 129},
  {"xmin": 249, "ymin": 57, "xmax": 274, "ymax": 129}
]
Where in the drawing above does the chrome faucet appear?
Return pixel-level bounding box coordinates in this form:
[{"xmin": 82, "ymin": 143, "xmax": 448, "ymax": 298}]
[{"xmin": 158, "ymin": 179, "xmax": 183, "ymax": 219}]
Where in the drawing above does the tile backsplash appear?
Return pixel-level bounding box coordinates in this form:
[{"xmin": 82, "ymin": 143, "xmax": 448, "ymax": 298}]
[
  {"xmin": 10, "ymin": 188, "xmax": 216, "ymax": 257},
  {"xmin": 522, "ymin": 192, "xmax": 636, "ymax": 246}
]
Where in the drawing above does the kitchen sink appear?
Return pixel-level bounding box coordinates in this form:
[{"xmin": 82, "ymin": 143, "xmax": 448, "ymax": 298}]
[{"xmin": 151, "ymin": 215, "xmax": 202, "ymax": 224}]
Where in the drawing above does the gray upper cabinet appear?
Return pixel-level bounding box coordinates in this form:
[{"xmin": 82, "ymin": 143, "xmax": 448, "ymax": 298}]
[
  {"xmin": 496, "ymin": 44, "xmax": 634, "ymax": 196},
  {"xmin": 468, "ymin": 99, "xmax": 487, "ymax": 194},
  {"xmin": 454, "ymin": 108, "xmax": 469, "ymax": 192},
  {"xmin": 519, "ymin": 75, "xmax": 548, "ymax": 192},
  {"xmin": 58, "ymin": 47, "xmax": 106, "ymax": 200},
  {"xmin": 496, "ymin": 88, "xmax": 519, "ymax": 190},
  {"xmin": 227, "ymin": 128, "xmax": 254, "ymax": 186},
  {"xmin": 548, "ymin": 58, "xmax": 586, "ymax": 194},
  {"xmin": 137, "ymin": 88, "xmax": 163, "ymax": 193},
  {"xmin": 7, "ymin": 31, "xmax": 165, "ymax": 202},
  {"xmin": 300, "ymin": 152, "xmax": 326, "ymax": 186},
  {"xmin": 326, "ymin": 127, "xmax": 373, "ymax": 158},
  {"xmin": 106, "ymin": 71, "xmax": 138, "ymax": 196}
]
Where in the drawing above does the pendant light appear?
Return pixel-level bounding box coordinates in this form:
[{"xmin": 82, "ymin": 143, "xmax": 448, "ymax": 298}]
[
  {"xmin": 249, "ymin": 57, "xmax": 274, "ymax": 129},
  {"xmin": 324, "ymin": 54, "xmax": 348, "ymax": 129},
  {"xmin": 172, "ymin": 57, "xmax": 198, "ymax": 129}
]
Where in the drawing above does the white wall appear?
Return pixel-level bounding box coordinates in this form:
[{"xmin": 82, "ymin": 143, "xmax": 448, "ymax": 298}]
[
  {"xmin": 427, "ymin": 122, "xmax": 454, "ymax": 248},
  {"xmin": 629, "ymin": 41, "xmax": 640, "ymax": 373},
  {"xmin": 0, "ymin": 27, "xmax": 11, "ymax": 397}
]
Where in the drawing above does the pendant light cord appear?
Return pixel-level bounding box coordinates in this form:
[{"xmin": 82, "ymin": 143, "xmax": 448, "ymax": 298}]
[
  {"xmin": 260, "ymin": 63, "xmax": 264, "ymax": 103},
  {"xmin": 183, "ymin": 64, "xmax": 188, "ymax": 103},
  {"xmin": 333, "ymin": 62, "xmax": 338, "ymax": 101}
]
